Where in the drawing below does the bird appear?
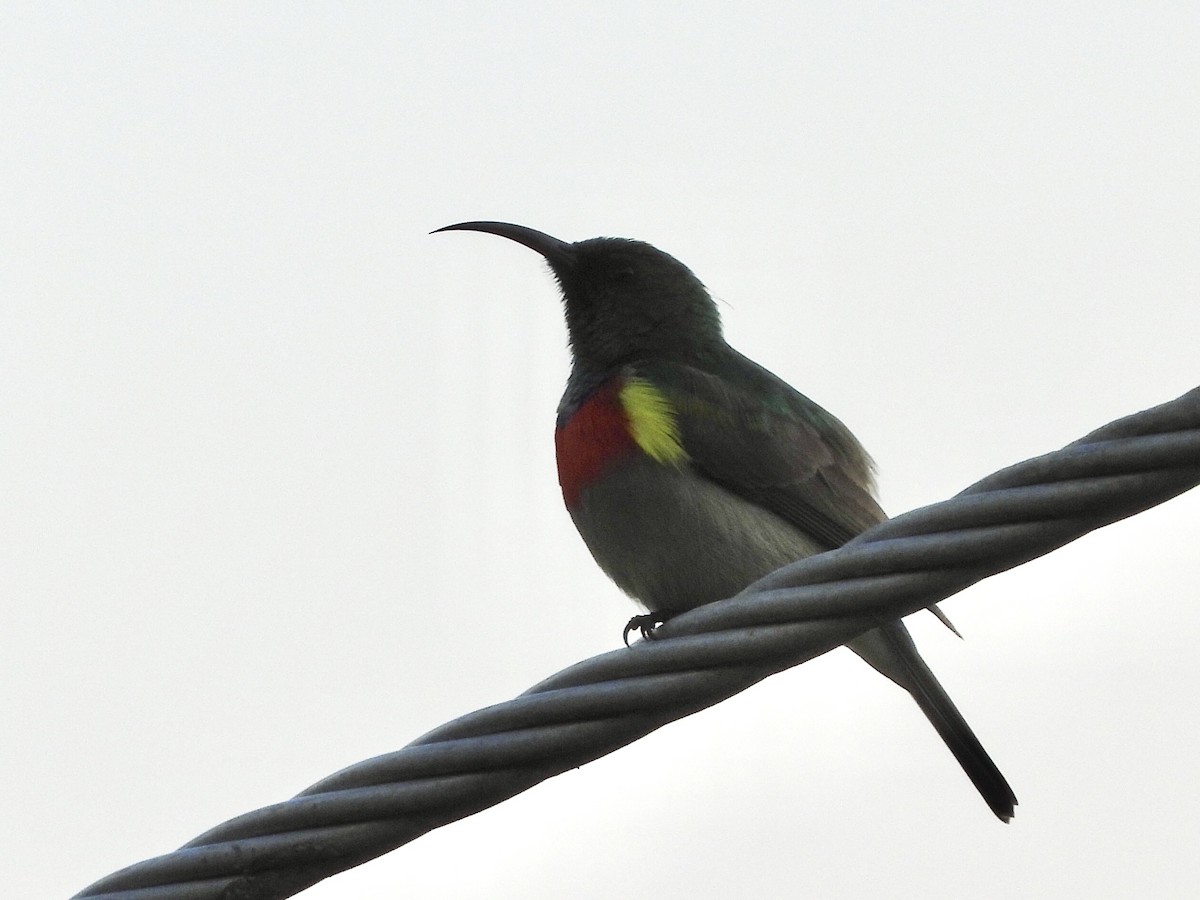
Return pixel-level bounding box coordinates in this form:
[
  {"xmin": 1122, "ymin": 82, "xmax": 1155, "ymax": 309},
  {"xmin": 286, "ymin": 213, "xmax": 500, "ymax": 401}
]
[{"xmin": 434, "ymin": 220, "xmax": 1017, "ymax": 822}]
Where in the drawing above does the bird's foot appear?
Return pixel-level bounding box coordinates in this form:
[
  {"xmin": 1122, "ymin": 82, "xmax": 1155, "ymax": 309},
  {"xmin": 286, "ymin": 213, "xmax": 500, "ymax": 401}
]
[{"xmin": 623, "ymin": 612, "xmax": 670, "ymax": 646}]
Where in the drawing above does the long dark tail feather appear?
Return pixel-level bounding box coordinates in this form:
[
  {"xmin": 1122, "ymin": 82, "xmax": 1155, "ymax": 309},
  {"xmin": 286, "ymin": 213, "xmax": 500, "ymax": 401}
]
[{"xmin": 874, "ymin": 621, "xmax": 1017, "ymax": 822}]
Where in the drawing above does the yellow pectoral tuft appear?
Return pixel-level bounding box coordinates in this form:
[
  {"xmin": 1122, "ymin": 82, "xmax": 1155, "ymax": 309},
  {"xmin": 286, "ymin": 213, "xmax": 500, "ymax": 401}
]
[{"xmin": 618, "ymin": 378, "xmax": 690, "ymax": 466}]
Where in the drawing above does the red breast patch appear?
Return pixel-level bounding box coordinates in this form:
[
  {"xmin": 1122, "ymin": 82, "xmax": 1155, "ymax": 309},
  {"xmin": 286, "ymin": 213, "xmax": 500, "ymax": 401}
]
[{"xmin": 554, "ymin": 380, "xmax": 637, "ymax": 510}]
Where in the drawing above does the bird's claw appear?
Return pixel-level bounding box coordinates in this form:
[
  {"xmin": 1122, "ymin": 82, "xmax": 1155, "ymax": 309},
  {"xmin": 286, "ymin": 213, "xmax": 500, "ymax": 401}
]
[{"xmin": 623, "ymin": 613, "xmax": 668, "ymax": 646}]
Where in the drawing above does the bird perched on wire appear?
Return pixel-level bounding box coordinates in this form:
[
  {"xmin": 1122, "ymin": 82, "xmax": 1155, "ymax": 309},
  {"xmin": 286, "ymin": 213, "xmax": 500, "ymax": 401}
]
[{"xmin": 434, "ymin": 221, "xmax": 1016, "ymax": 822}]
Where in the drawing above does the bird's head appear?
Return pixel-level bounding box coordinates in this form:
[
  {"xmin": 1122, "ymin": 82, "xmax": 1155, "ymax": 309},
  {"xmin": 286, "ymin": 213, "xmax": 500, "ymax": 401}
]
[{"xmin": 434, "ymin": 221, "xmax": 724, "ymax": 369}]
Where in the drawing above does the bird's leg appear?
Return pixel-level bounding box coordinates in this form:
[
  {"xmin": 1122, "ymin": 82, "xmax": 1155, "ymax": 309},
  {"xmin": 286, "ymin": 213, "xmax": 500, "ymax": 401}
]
[{"xmin": 623, "ymin": 612, "xmax": 671, "ymax": 646}]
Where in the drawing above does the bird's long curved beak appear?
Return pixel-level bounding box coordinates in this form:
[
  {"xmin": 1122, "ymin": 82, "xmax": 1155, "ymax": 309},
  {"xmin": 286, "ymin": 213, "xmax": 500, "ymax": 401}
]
[{"xmin": 432, "ymin": 221, "xmax": 575, "ymax": 269}]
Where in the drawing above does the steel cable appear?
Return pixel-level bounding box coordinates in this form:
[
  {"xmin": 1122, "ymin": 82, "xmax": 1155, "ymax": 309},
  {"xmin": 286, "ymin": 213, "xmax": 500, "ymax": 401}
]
[{"xmin": 74, "ymin": 386, "xmax": 1200, "ymax": 900}]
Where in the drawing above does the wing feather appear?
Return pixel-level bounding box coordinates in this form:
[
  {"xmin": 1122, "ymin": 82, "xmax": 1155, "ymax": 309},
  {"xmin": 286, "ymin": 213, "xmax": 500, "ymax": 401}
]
[{"xmin": 631, "ymin": 352, "xmax": 885, "ymax": 550}]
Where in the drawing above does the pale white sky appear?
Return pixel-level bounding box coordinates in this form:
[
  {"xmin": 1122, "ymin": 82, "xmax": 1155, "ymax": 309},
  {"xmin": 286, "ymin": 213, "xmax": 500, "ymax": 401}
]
[{"xmin": 4, "ymin": 3, "xmax": 1199, "ymax": 899}]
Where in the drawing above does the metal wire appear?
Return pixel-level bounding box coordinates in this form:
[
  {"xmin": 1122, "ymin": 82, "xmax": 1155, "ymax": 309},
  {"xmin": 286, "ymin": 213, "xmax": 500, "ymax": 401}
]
[{"xmin": 74, "ymin": 387, "xmax": 1200, "ymax": 900}]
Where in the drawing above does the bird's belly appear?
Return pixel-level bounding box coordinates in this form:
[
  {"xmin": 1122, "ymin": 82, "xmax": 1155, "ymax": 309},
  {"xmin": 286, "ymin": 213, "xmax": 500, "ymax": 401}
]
[{"xmin": 568, "ymin": 457, "xmax": 825, "ymax": 614}]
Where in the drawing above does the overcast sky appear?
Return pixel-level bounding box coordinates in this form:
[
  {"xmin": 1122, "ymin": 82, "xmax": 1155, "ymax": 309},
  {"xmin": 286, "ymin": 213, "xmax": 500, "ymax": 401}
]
[{"xmin": 4, "ymin": 3, "xmax": 1199, "ymax": 899}]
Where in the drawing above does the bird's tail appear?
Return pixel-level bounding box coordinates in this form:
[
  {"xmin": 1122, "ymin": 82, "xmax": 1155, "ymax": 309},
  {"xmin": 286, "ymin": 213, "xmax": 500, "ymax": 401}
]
[{"xmin": 848, "ymin": 620, "xmax": 1017, "ymax": 822}]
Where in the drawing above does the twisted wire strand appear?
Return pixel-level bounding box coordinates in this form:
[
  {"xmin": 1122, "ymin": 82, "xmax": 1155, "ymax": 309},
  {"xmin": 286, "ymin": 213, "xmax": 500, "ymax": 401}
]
[{"xmin": 75, "ymin": 387, "xmax": 1200, "ymax": 900}]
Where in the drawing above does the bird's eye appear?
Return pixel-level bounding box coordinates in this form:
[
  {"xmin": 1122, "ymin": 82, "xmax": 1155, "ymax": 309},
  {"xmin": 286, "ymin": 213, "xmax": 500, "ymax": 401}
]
[{"xmin": 613, "ymin": 267, "xmax": 636, "ymax": 282}]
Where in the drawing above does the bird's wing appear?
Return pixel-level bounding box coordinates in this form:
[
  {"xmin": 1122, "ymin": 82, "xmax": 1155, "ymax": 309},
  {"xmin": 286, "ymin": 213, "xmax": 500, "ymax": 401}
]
[{"xmin": 633, "ymin": 355, "xmax": 886, "ymax": 550}]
